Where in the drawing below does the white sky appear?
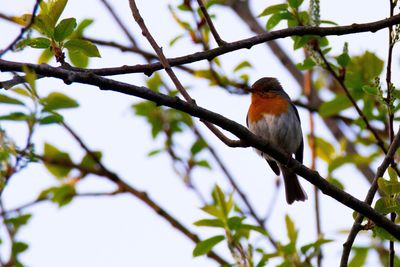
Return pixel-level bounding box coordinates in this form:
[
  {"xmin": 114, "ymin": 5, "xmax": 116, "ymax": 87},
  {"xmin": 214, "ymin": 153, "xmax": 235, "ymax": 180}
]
[{"xmin": 0, "ymin": 0, "xmax": 398, "ymax": 266}]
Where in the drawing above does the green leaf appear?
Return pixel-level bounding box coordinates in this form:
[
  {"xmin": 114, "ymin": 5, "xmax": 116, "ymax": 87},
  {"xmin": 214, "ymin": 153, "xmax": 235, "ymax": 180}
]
[
  {"xmin": 39, "ymin": 113, "xmax": 64, "ymax": 125},
  {"xmin": 195, "ymin": 160, "xmax": 211, "ymax": 169},
  {"xmin": 233, "ymin": 61, "xmax": 252, "ymax": 72},
  {"xmin": 39, "ymin": 184, "xmax": 76, "ymax": 207},
  {"xmin": 5, "ymin": 214, "xmax": 32, "ymax": 231},
  {"xmin": 190, "ymin": 139, "xmax": 207, "ymax": 156},
  {"xmin": 298, "ymin": 11, "xmax": 309, "ymax": 25},
  {"xmin": 319, "ymin": 94, "xmax": 352, "ymax": 117},
  {"xmin": 201, "ymin": 205, "xmax": 224, "ymax": 219},
  {"xmin": 258, "ymin": 252, "xmax": 280, "ymax": 266},
  {"xmin": 0, "ymin": 112, "xmax": 29, "ymax": 121},
  {"xmin": 193, "ymin": 235, "xmax": 225, "ymax": 257},
  {"xmin": 147, "ymin": 149, "xmax": 162, "ymax": 157},
  {"xmin": 12, "ymin": 242, "xmax": 29, "ymax": 255},
  {"xmin": 38, "ymin": 48, "xmax": 54, "ymax": 64},
  {"xmin": 328, "ymin": 155, "xmax": 352, "ymax": 173},
  {"xmin": 266, "ymin": 11, "xmax": 295, "ymax": 30},
  {"xmin": 296, "ymin": 57, "xmax": 316, "ymax": 70},
  {"xmin": 348, "ymin": 247, "xmax": 369, "ymax": 267},
  {"xmin": 11, "ymin": 87, "xmax": 31, "ymax": 97},
  {"xmin": 68, "ymin": 50, "xmax": 89, "ymax": 68},
  {"xmin": 64, "ymin": 39, "xmax": 101, "ymax": 57},
  {"xmin": 258, "ymin": 4, "xmax": 288, "ymax": 17},
  {"xmin": 374, "ymin": 196, "xmax": 400, "ymax": 215},
  {"xmin": 288, "ymin": 0, "xmax": 304, "ymax": 9},
  {"xmin": 214, "ymin": 185, "xmax": 228, "ymax": 216},
  {"xmin": 22, "ymin": 65, "xmax": 37, "ymax": 93},
  {"xmin": 240, "ymin": 224, "xmax": 269, "ymax": 236},
  {"xmin": 48, "ymin": 0, "xmax": 68, "ymax": 27},
  {"xmin": 285, "ymin": 215, "xmax": 297, "ymax": 243},
  {"xmin": 326, "ymin": 176, "xmax": 344, "ymax": 190},
  {"xmin": 80, "ymin": 151, "xmax": 102, "ymax": 169},
  {"xmin": 43, "ymin": 143, "xmax": 73, "ymax": 179},
  {"xmin": 320, "ymin": 20, "xmax": 338, "ymax": 25},
  {"xmin": 193, "ymin": 219, "xmax": 225, "ymax": 228},
  {"xmin": 194, "ymin": 69, "xmax": 213, "ymax": 79},
  {"xmin": 33, "ymin": 14, "xmax": 54, "ymax": 37},
  {"xmin": 54, "ymin": 18, "xmax": 77, "ymax": 42},
  {"xmin": 227, "ymin": 216, "xmax": 243, "ymax": 230},
  {"xmin": 362, "ymin": 85, "xmax": 378, "ymax": 95},
  {"xmin": 301, "ymin": 239, "xmax": 333, "ymax": 255},
  {"xmin": 41, "ymin": 92, "xmax": 79, "ymax": 111},
  {"xmin": 146, "ymin": 73, "xmax": 163, "ymax": 92},
  {"xmin": 0, "ymin": 94, "xmax": 25, "ymax": 106},
  {"xmin": 27, "ymin": 37, "xmax": 51, "ymax": 49},
  {"xmin": 336, "ymin": 53, "xmax": 351, "ymax": 68},
  {"xmin": 345, "ymin": 51, "xmax": 384, "ymax": 91},
  {"xmin": 309, "ymin": 135, "xmax": 335, "ymax": 162},
  {"xmin": 169, "ymin": 34, "xmax": 184, "ymax": 46},
  {"xmin": 378, "ymin": 177, "xmax": 400, "ymax": 195},
  {"xmin": 372, "ymin": 226, "xmax": 397, "ymax": 241},
  {"xmin": 73, "ymin": 19, "xmax": 94, "ymax": 38},
  {"xmin": 292, "ymin": 35, "xmax": 313, "ymax": 50},
  {"xmin": 388, "ymin": 166, "xmax": 398, "ymax": 182}
]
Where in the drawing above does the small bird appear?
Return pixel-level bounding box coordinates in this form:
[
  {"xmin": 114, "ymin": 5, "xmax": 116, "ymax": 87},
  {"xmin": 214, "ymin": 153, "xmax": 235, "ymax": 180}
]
[{"xmin": 247, "ymin": 77, "xmax": 307, "ymax": 204}]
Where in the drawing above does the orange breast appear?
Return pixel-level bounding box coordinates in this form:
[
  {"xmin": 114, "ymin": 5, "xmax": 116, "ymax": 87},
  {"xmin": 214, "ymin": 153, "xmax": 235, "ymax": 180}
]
[{"xmin": 247, "ymin": 93, "xmax": 289, "ymax": 123}]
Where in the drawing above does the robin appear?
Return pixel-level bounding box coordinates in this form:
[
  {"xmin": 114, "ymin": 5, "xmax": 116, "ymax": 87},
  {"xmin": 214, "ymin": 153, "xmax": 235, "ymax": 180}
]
[{"xmin": 247, "ymin": 77, "xmax": 307, "ymax": 204}]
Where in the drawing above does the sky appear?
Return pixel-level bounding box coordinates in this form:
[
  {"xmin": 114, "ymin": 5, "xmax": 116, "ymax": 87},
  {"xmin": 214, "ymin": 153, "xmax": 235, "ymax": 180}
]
[{"xmin": 0, "ymin": 0, "xmax": 397, "ymax": 266}]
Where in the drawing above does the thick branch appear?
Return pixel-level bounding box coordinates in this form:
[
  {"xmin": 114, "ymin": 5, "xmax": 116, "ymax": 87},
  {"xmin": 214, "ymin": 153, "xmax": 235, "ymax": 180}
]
[{"xmin": 1, "ymin": 59, "xmax": 400, "ymax": 238}]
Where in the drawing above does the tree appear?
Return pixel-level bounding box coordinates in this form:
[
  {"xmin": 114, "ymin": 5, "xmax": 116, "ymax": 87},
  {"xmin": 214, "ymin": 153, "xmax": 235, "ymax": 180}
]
[{"xmin": 0, "ymin": 0, "xmax": 400, "ymax": 266}]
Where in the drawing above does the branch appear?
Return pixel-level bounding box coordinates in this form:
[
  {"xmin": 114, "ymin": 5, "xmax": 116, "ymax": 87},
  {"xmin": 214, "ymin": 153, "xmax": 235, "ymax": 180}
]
[
  {"xmin": 340, "ymin": 126, "xmax": 400, "ymax": 266},
  {"xmin": 318, "ymin": 49, "xmax": 387, "ymax": 153},
  {"xmin": 27, "ymin": 144, "xmax": 229, "ymax": 265},
  {"xmin": 128, "ymin": 0, "xmax": 244, "ymax": 148},
  {"xmin": 196, "ymin": 0, "xmax": 227, "ymax": 46},
  {"xmin": 99, "ymin": 0, "xmax": 138, "ymax": 47},
  {"xmin": 0, "ymin": 0, "xmax": 41, "ymax": 58},
  {"xmin": 2, "ymin": 191, "xmax": 122, "ymax": 216},
  {"xmin": 0, "ymin": 14, "xmax": 396, "ymax": 78},
  {"xmin": 1, "ymin": 59, "xmax": 400, "ymax": 239}
]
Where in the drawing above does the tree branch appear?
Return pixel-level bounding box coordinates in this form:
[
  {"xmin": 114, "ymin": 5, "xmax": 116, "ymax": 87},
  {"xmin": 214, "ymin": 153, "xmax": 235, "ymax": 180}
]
[
  {"xmin": 99, "ymin": 0, "xmax": 138, "ymax": 47},
  {"xmin": 27, "ymin": 135, "xmax": 229, "ymax": 265},
  {"xmin": 1, "ymin": 59, "xmax": 400, "ymax": 239},
  {"xmin": 340, "ymin": 126, "xmax": 400, "ymax": 266},
  {"xmin": 0, "ymin": 13, "xmax": 396, "ymax": 78},
  {"xmin": 196, "ymin": 0, "xmax": 227, "ymax": 46},
  {"xmin": 0, "ymin": 0, "xmax": 41, "ymax": 58},
  {"xmin": 128, "ymin": 0, "xmax": 244, "ymax": 148}
]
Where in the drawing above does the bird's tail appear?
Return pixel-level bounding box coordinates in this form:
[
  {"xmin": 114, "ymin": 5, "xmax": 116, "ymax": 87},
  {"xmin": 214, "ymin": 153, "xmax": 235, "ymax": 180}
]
[{"xmin": 280, "ymin": 166, "xmax": 307, "ymax": 204}]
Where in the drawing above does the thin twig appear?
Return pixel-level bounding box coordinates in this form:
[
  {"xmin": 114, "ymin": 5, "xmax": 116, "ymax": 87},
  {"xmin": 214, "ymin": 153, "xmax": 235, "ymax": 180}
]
[
  {"xmin": 99, "ymin": 0, "xmax": 138, "ymax": 47},
  {"xmin": 196, "ymin": 0, "xmax": 226, "ymax": 46},
  {"xmin": 128, "ymin": 0, "xmax": 245, "ymax": 148},
  {"xmin": 340, "ymin": 126, "xmax": 400, "ymax": 267},
  {"xmin": 46, "ymin": 123, "xmax": 229, "ymax": 265},
  {"xmin": 1, "ymin": 12, "xmax": 399, "ymax": 78},
  {"xmin": 304, "ymin": 67, "xmax": 323, "ymax": 266},
  {"xmin": 0, "ymin": 0, "xmax": 41, "ymax": 58},
  {"xmin": 2, "ymin": 191, "xmax": 122, "ymax": 216},
  {"xmin": 317, "ymin": 49, "xmax": 387, "ymax": 153},
  {"xmin": 386, "ymin": 2, "xmax": 396, "ymax": 266}
]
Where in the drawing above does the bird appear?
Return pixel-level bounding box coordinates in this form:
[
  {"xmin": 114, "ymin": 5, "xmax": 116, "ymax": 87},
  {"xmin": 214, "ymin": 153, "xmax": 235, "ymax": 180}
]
[{"xmin": 246, "ymin": 77, "xmax": 307, "ymax": 204}]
